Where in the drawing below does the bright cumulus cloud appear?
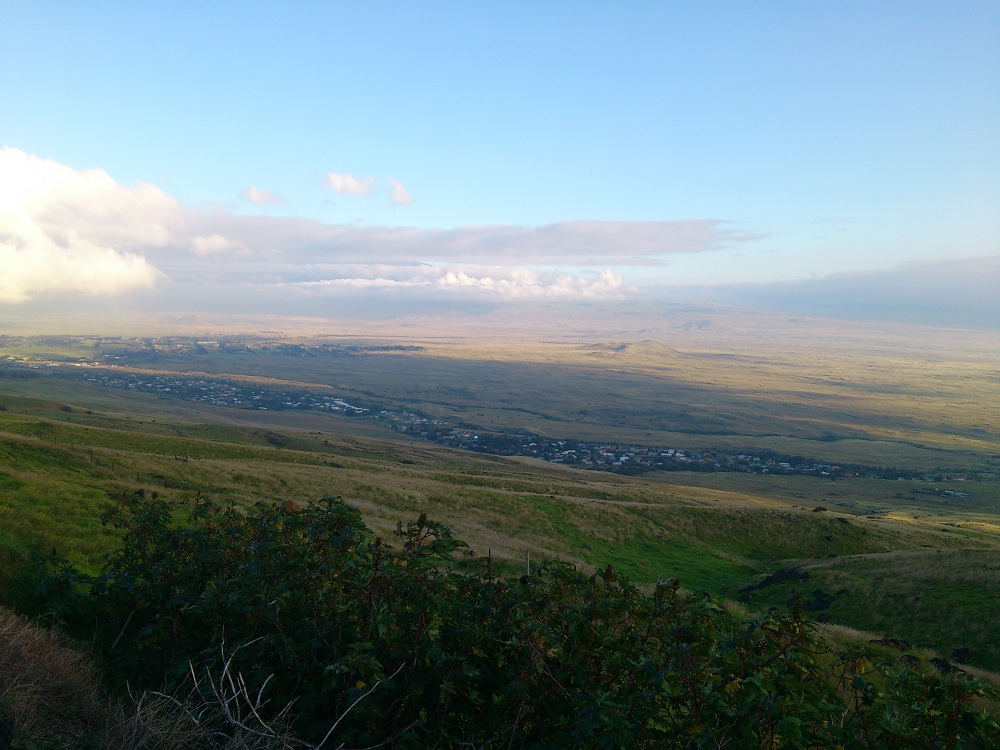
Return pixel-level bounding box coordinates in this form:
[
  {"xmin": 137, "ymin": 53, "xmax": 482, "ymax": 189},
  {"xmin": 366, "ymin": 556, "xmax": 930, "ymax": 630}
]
[{"xmin": 0, "ymin": 148, "xmax": 168, "ymax": 303}]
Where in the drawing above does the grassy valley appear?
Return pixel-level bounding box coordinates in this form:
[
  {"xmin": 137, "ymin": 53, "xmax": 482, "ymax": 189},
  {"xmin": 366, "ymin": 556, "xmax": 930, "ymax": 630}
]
[{"xmin": 1, "ymin": 314, "xmax": 999, "ymax": 677}]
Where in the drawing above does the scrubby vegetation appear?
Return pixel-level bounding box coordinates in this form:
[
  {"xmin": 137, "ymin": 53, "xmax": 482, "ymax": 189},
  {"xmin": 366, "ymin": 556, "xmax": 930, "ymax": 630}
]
[{"xmin": 11, "ymin": 491, "xmax": 999, "ymax": 749}]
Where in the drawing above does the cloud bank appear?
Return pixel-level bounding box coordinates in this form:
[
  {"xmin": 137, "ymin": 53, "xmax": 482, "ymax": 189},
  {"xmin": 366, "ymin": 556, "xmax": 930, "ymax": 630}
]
[
  {"xmin": 171, "ymin": 215, "xmax": 750, "ymax": 268},
  {"xmin": 0, "ymin": 148, "xmax": 754, "ymax": 308}
]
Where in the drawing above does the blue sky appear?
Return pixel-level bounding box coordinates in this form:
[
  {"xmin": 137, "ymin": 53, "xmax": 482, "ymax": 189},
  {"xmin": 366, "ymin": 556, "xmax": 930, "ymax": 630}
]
[{"xmin": 1, "ymin": 2, "xmax": 998, "ymax": 317}]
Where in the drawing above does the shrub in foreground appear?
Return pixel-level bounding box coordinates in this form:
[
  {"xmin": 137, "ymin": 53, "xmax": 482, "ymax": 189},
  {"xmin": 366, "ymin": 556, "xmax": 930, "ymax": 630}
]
[{"xmin": 37, "ymin": 491, "xmax": 1000, "ymax": 748}]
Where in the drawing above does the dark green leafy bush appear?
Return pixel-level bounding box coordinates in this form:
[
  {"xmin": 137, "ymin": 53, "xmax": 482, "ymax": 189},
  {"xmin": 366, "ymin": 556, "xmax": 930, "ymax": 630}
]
[{"xmin": 41, "ymin": 491, "xmax": 1000, "ymax": 748}]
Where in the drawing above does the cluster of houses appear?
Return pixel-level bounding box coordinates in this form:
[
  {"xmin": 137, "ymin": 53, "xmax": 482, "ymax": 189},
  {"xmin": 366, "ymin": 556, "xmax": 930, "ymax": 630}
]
[
  {"xmin": 368, "ymin": 415, "xmax": 948, "ymax": 481},
  {"xmin": 92, "ymin": 336, "xmax": 424, "ymax": 361},
  {"xmin": 70, "ymin": 368, "xmax": 370, "ymax": 415},
  {"xmin": 417, "ymin": 428, "xmax": 860, "ymax": 477},
  {"xmin": 50, "ymin": 363, "xmax": 975, "ymax": 485}
]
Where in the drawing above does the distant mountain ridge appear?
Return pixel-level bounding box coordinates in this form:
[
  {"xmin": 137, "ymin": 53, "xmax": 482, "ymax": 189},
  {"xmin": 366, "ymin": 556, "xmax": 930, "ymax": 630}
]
[{"xmin": 704, "ymin": 254, "xmax": 1000, "ymax": 330}]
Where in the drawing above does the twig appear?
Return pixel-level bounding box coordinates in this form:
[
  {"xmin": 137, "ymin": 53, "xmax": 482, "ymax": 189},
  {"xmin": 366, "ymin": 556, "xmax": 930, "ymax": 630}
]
[
  {"xmin": 110, "ymin": 608, "xmax": 135, "ymax": 651},
  {"xmin": 315, "ymin": 663, "xmax": 405, "ymax": 750}
]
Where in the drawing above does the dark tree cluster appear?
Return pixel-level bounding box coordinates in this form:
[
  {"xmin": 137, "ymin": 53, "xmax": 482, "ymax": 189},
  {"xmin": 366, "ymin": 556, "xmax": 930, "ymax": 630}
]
[{"xmin": 37, "ymin": 492, "xmax": 1000, "ymax": 749}]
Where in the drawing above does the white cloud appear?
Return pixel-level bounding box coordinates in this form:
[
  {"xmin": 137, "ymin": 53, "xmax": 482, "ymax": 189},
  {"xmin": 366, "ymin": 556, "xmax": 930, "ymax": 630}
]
[
  {"xmin": 325, "ymin": 172, "xmax": 374, "ymax": 195},
  {"xmin": 0, "ymin": 148, "xmax": 170, "ymax": 303},
  {"xmin": 294, "ymin": 267, "xmax": 626, "ymax": 300},
  {"xmin": 434, "ymin": 267, "xmax": 623, "ymax": 298},
  {"xmin": 388, "ymin": 178, "xmax": 413, "ymax": 206},
  {"xmin": 240, "ymin": 186, "xmax": 283, "ymax": 205}
]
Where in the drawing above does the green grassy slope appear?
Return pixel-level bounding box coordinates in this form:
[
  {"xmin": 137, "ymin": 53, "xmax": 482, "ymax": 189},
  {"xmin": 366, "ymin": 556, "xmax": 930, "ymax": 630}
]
[{"xmin": 2, "ymin": 379, "xmax": 999, "ymax": 670}]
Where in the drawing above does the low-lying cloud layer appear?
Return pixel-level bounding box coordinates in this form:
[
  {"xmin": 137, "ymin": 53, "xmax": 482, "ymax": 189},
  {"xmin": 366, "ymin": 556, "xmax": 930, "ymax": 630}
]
[
  {"xmin": 0, "ymin": 148, "xmax": 753, "ymax": 307},
  {"xmin": 298, "ymin": 267, "xmax": 623, "ymax": 299}
]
